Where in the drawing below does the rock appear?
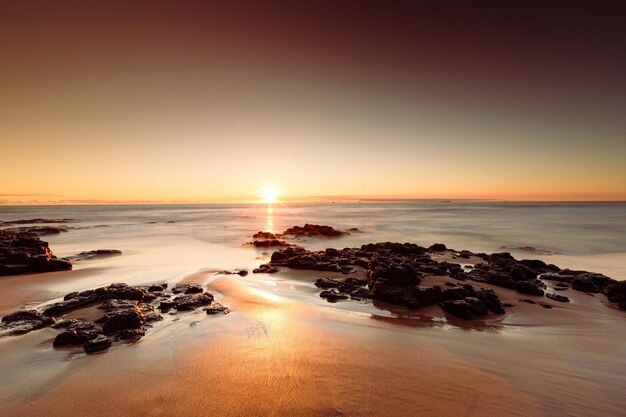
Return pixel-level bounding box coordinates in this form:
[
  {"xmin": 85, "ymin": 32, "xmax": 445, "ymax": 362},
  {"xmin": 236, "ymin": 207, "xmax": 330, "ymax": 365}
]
[
  {"xmin": 546, "ymin": 293, "xmax": 570, "ymax": 303},
  {"xmin": 515, "ymin": 281, "xmax": 545, "ymax": 296},
  {"xmin": 0, "ymin": 218, "xmax": 73, "ymax": 226},
  {"xmin": 169, "ymin": 293, "xmax": 214, "ymax": 311},
  {"xmin": 572, "ymin": 277, "xmax": 602, "ymax": 293},
  {"xmin": 84, "ymin": 334, "xmax": 112, "ymax": 353},
  {"xmin": 251, "ymin": 239, "xmax": 289, "ymax": 248},
  {"xmin": 117, "ymin": 328, "xmax": 146, "ymax": 340},
  {"xmin": 97, "ymin": 305, "xmax": 144, "ymax": 333},
  {"xmin": 53, "ymin": 329, "xmax": 99, "ymax": 346},
  {"xmin": 605, "ymin": 281, "xmax": 626, "ymax": 305},
  {"xmin": 69, "ymin": 249, "xmax": 122, "ymax": 261},
  {"xmin": 148, "ymin": 284, "xmax": 166, "ymax": 292},
  {"xmin": 205, "ymin": 303, "xmax": 229, "ymax": 314},
  {"xmin": 52, "ymin": 319, "xmax": 95, "ymax": 331},
  {"xmin": 1, "ymin": 230, "xmax": 72, "ymax": 276},
  {"xmin": 0, "ymin": 309, "xmax": 55, "ymax": 335},
  {"xmin": 237, "ymin": 270, "xmax": 249, "ymax": 277},
  {"xmin": 99, "ymin": 299, "xmax": 137, "ymax": 311},
  {"xmin": 439, "ymin": 298, "xmax": 488, "ymax": 320},
  {"xmin": 253, "ymin": 264, "xmax": 279, "ymax": 273},
  {"xmin": 172, "ymin": 284, "xmax": 203, "ymax": 294},
  {"xmin": 282, "ymin": 224, "xmax": 347, "ymax": 238},
  {"xmin": 428, "ymin": 243, "xmax": 447, "ymax": 252},
  {"xmin": 519, "ymin": 299, "xmax": 536, "ymax": 304},
  {"xmin": 314, "ymin": 277, "xmax": 342, "ymax": 288},
  {"xmin": 252, "ymin": 231, "xmax": 278, "ymax": 239},
  {"xmin": 319, "ymin": 289, "xmax": 349, "ymax": 302},
  {"xmin": 4, "ymin": 226, "xmax": 68, "ymax": 236},
  {"xmin": 475, "ymin": 288, "xmax": 505, "ymax": 314}
]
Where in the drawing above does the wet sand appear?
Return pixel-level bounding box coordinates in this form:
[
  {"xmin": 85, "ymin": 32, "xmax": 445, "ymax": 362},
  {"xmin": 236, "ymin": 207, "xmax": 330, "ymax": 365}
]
[{"xmin": 1, "ymin": 267, "xmax": 625, "ymax": 417}]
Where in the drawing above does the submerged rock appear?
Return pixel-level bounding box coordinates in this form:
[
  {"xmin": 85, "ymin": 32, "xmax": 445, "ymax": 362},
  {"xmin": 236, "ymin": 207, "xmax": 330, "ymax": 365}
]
[
  {"xmin": 69, "ymin": 249, "xmax": 122, "ymax": 261},
  {"xmin": 546, "ymin": 293, "xmax": 570, "ymax": 303},
  {"xmin": 84, "ymin": 334, "xmax": 112, "ymax": 353}
]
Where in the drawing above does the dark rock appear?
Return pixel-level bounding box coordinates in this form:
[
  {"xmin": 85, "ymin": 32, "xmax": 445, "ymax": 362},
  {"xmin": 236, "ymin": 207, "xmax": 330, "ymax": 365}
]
[
  {"xmin": 1, "ymin": 309, "xmax": 55, "ymax": 335},
  {"xmin": 539, "ymin": 303, "xmax": 553, "ymax": 309},
  {"xmin": 52, "ymin": 319, "xmax": 95, "ymax": 331},
  {"xmin": 4, "ymin": 225, "xmax": 68, "ymax": 236},
  {"xmin": 428, "ymin": 243, "xmax": 447, "ymax": 252},
  {"xmin": 251, "ymin": 239, "xmax": 290, "ymax": 248},
  {"xmin": 515, "ymin": 281, "xmax": 545, "ymax": 296},
  {"xmin": 84, "ymin": 334, "xmax": 111, "ymax": 353},
  {"xmin": 253, "ymin": 231, "xmax": 278, "ymax": 239},
  {"xmin": 605, "ymin": 281, "xmax": 626, "ymax": 304},
  {"xmin": 117, "ymin": 328, "xmax": 145, "ymax": 340},
  {"xmin": 54, "ymin": 329, "xmax": 99, "ymax": 346},
  {"xmin": 282, "ymin": 224, "xmax": 347, "ymax": 237},
  {"xmin": 319, "ymin": 289, "xmax": 349, "ymax": 302},
  {"xmin": 315, "ymin": 277, "xmax": 342, "ymax": 288},
  {"xmin": 439, "ymin": 298, "xmax": 488, "ymax": 320},
  {"xmin": 546, "ymin": 293, "xmax": 570, "ymax": 303},
  {"xmin": 0, "ymin": 218, "xmax": 73, "ymax": 226},
  {"xmin": 97, "ymin": 305, "xmax": 144, "ymax": 333},
  {"xmin": 237, "ymin": 270, "xmax": 249, "ymax": 277},
  {"xmin": 519, "ymin": 299, "xmax": 536, "ymax": 304},
  {"xmin": 148, "ymin": 284, "xmax": 166, "ymax": 292},
  {"xmin": 475, "ymin": 288, "xmax": 505, "ymax": 314},
  {"xmin": 572, "ymin": 277, "xmax": 602, "ymax": 293},
  {"xmin": 253, "ymin": 264, "xmax": 278, "ymax": 274},
  {"xmin": 69, "ymin": 249, "xmax": 122, "ymax": 261},
  {"xmin": 170, "ymin": 293, "xmax": 214, "ymax": 311},
  {"xmin": 1, "ymin": 230, "xmax": 72, "ymax": 276}
]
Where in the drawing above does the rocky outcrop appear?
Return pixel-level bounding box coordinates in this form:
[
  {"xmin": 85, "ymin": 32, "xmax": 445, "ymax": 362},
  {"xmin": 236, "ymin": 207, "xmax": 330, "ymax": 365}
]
[
  {"xmin": 282, "ymin": 224, "xmax": 348, "ymax": 237},
  {"xmin": 0, "ymin": 310, "xmax": 55, "ymax": 335},
  {"xmin": 258, "ymin": 241, "xmax": 626, "ymax": 318},
  {"xmin": 1, "ymin": 282, "xmax": 229, "ymax": 354},
  {"xmin": 3, "ymin": 226, "xmax": 68, "ymax": 236},
  {"xmin": 69, "ymin": 249, "xmax": 122, "ymax": 261},
  {"xmin": 0, "ymin": 218, "xmax": 73, "ymax": 226},
  {"xmin": 0, "ymin": 230, "xmax": 72, "ymax": 276}
]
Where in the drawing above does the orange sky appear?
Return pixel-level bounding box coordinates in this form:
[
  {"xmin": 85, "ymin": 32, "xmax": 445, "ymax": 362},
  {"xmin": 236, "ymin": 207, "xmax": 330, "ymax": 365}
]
[{"xmin": 1, "ymin": 1, "xmax": 625, "ymax": 204}]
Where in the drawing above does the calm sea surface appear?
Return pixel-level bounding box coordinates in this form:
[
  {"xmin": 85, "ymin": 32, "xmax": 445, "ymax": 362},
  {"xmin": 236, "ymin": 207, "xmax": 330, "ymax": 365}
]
[{"xmin": 1, "ymin": 201, "xmax": 625, "ymax": 282}]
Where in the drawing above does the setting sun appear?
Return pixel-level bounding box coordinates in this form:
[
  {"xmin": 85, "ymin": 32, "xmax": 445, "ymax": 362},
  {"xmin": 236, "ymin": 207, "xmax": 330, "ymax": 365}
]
[{"xmin": 262, "ymin": 186, "xmax": 279, "ymax": 204}]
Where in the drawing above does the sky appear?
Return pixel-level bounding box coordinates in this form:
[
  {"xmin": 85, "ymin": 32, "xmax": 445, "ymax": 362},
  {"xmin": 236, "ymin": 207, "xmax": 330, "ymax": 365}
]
[{"xmin": 1, "ymin": 1, "xmax": 625, "ymax": 204}]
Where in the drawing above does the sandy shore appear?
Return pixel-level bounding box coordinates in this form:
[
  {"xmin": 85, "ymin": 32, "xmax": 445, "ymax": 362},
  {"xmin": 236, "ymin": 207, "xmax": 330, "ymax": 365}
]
[{"xmin": 1, "ymin": 265, "xmax": 625, "ymax": 417}]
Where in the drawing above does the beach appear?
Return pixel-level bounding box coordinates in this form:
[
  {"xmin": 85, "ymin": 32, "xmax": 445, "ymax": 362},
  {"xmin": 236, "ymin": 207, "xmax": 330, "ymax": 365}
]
[{"xmin": 1, "ymin": 202, "xmax": 626, "ymax": 416}]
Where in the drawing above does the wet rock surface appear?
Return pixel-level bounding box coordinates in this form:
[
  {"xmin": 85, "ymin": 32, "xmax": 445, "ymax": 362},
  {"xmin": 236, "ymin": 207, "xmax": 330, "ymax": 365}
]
[
  {"xmin": 0, "ymin": 282, "xmax": 228, "ymax": 354},
  {"xmin": 69, "ymin": 249, "xmax": 122, "ymax": 261},
  {"xmin": 282, "ymin": 224, "xmax": 348, "ymax": 237},
  {"xmin": 0, "ymin": 218, "xmax": 73, "ymax": 226},
  {"xmin": 258, "ymin": 241, "xmax": 626, "ymax": 319},
  {"xmin": 0, "ymin": 230, "xmax": 72, "ymax": 276}
]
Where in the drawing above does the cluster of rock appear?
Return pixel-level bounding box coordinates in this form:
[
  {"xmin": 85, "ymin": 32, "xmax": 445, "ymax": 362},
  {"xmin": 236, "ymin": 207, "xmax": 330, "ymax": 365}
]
[
  {"xmin": 0, "ymin": 282, "xmax": 228, "ymax": 353},
  {"xmin": 255, "ymin": 241, "xmax": 626, "ymax": 319},
  {"xmin": 248, "ymin": 224, "xmax": 354, "ymax": 248},
  {"xmin": 0, "ymin": 230, "xmax": 72, "ymax": 276},
  {"xmin": 282, "ymin": 224, "xmax": 349, "ymax": 237}
]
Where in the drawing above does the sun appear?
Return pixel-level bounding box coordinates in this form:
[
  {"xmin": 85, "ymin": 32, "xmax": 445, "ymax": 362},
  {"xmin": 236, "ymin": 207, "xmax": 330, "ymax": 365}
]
[{"xmin": 262, "ymin": 186, "xmax": 279, "ymax": 204}]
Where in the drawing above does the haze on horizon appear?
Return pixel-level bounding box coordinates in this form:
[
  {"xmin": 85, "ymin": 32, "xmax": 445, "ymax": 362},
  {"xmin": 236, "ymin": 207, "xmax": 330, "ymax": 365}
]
[{"xmin": 1, "ymin": 1, "xmax": 625, "ymax": 205}]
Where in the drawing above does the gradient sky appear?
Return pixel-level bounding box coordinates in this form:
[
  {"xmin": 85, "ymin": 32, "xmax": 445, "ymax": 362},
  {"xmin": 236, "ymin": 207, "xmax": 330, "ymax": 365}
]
[{"xmin": 1, "ymin": 1, "xmax": 625, "ymax": 204}]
